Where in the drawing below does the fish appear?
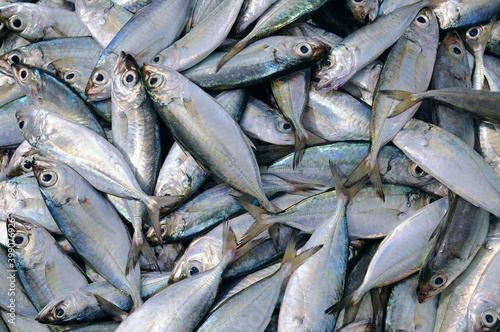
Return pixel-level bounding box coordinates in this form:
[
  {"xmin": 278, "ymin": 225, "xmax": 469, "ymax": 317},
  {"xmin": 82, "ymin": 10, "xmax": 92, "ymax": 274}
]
[{"xmin": 142, "ymin": 64, "xmax": 278, "ymax": 213}]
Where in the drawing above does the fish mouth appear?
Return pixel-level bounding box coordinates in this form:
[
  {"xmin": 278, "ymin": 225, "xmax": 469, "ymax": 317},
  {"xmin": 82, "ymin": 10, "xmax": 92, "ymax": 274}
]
[{"xmin": 315, "ymin": 78, "xmax": 339, "ymax": 91}]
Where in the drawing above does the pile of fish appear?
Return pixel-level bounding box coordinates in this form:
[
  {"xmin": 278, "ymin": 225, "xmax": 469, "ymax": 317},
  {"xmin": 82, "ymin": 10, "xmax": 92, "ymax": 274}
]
[{"xmin": 0, "ymin": 0, "xmax": 500, "ymax": 330}]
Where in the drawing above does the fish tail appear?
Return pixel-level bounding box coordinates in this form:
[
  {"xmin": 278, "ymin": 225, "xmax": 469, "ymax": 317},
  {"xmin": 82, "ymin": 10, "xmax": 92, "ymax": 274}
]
[
  {"xmin": 325, "ymin": 289, "xmax": 361, "ymax": 315},
  {"xmin": 233, "ymin": 195, "xmax": 273, "ymax": 244},
  {"xmin": 377, "ymin": 90, "xmax": 422, "ymax": 118},
  {"xmin": 144, "ymin": 195, "xmax": 179, "ymax": 246},
  {"xmin": 369, "ymin": 161, "xmax": 385, "ymax": 202},
  {"xmin": 343, "ymin": 153, "xmax": 373, "ymax": 190},
  {"xmin": 94, "ymin": 294, "xmax": 129, "ymax": 319},
  {"xmin": 292, "ymin": 129, "xmax": 308, "ymax": 169},
  {"xmin": 329, "ymin": 160, "xmax": 364, "ymax": 202},
  {"xmin": 216, "ymin": 36, "xmax": 252, "ymax": 72},
  {"xmin": 283, "ymin": 230, "xmax": 322, "ymax": 273},
  {"xmin": 126, "ymin": 232, "xmax": 160, "ymax": 275}
]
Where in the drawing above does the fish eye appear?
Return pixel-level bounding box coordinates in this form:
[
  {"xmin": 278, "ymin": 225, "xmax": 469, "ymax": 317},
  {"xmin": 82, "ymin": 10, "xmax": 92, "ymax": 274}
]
[
  {"xmin": 19, "ymin": 68, "xmax": 28, "ymax": 81},
  {"xmin": 9, "ymin": 16, "xmax": 25, "ymax": 31},
  {"xmin": 39, "ymin": 171, "xmax": 58, "ymax": 187},
  {"xmin": 467, "ymin": 27, "xmax": 479, "ymax": 39},
  {"xmin": 152, "ymin": 56, "xmax": 161, "ymax": 63},
  {"xmin": 148, "ymin": 74, "xmax": 163, "ymax": 88},
  {"xmin": 277, "ymin": 119, "xmax": 292, "ymax": 133},
  {"xmin": 410, "ymin": 164, "xmax": 427, "ymax": 178},
  {"xmin": 415, "ymin": 14, "xmax": 429, "ymax": 27},
  {"xmin": 482, "ymin": 310, "xmax": 498, "ymax": 327},
  {"xmin": 323, "ymin": 59, "xmax": 333, "ymax": 69},
  {"xmin": 160, "ymin": 224, "xmax": 167, "ymax": 237},
  {"xmin": 426, "ymin": 196, "xmax": 436, "ymax": 204},
  {"xmin": 295, "ymin": 43, "xmax": 312, "ymax": 57},
  {"xmin": 13, "ymin": 233, "xmax": 29, "ymax": 248},
  {"xmin": 122, "ymin": 71, "xmax": 137, "ymax": 87},
  {"xmin": 93, "ymin": 70, "xmax": 109, "ymax": 85},
  {"xmin": 186, "ymin": 260, "xmax": 202, "ymax": 277},
  {"xmin": 65, "ymin": 72, "xmax": 77, "ymax": 82},
  {"xmin": 18, "ymin": 120, "xmax": 25, "ymax": 130},
  {"xmin": 22, "ymin": 159, "xmax": 32, "ymax": 171},
  {"xmin": 353, "ymin": 0, "xmax": 364, "ymax": 3},
  {"xmin": 54, "ymin": 306, "xmax": 65, "ymax": 318},
  {"xmin": 9, "ymin": 52, "xmax": 22, "ymax": 64},
  {"xmin": 431, "ymin": 274, "xmax": 447, "ymax": 288},
  {"xmin": 450, "ymin": 45, "xmax": 462, "ymax": 56}
]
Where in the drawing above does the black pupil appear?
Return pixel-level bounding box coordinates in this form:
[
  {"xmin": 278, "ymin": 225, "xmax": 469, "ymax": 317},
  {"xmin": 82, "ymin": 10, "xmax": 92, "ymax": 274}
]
[
  {"xmin": 55, "ymin": 308, "xmax": 64, "ymax": 317},
  {"xmin": 469, "ymin": 28, "xmax": 479, "ymax": 37},
  {"xmin": 14, "ymin": 235, "xmax": 23, "ymax": 245},
  {"xmin": 66, "ymin": 73, "xmax": 75, "ymax": 80},
  {"xmin": 11, "ymin": 55, "xmax": 19, "ymax": 63},
  {"xmin": 96, "ymin": 73, "xmax": 104, "ymax": 82},
  {"xmin": 415, "ymin": 166, "xmax": 424, "ymax": 174},
  {"xmin": 434, "ymin": 277, "xmax": 443, "ymax": 285},
  {"xmin": 20, "ymin": 70, "xmax": 27, "ymax": 79},
  {"xmin": 24, "ymin": 160, "xmax": 32, "ymax": 169},
  {"xmin": 150, "ymin": 77, "xmax": 158, "ymax": 86},
  {"xmin": 12, "ymin": 19, "xmax": 22, "ymax": 28},
  {"xmin": 429, "ymin": 197, "xmax": 436, "ymax": 203},
  {"xmin": 300, "ymin": 45, "xmax": 309, "ymax": 54},
  {"xmin": 42, "ymin": 174, "xmax": 52, "ymax": 182},
  {"xmin": 354, "ymin": 0, "xmax": 362, "ymax": 2},
  {"xmin": 417, "ymin": 16, "xmax": 426, "ymax": 24},
  {"xmin": 153, "ymin": 56, "xmax": 160, "ymax": 63},
  {"xmin": 189, "ymin": 266, "xmax": 199, "ymax": 276},
  {"xmin": 283, "ymin": 123, "xmax": 291, "ymax": 130},
  {"xmin": 453, "ymin": 47, "xmax": 461, "ymax": 55},
  {"xmin": 18, "ymin": 121, "xmax": 24, "ymax": 129},
  {"xmin": 324, "ymin": 60, "xmax": 331, "ymax": 67},
  {"xmin": 126, "ymin": 74, "xmax": 134, "ymax": 83},
  {"xmin": 486, "ymin": 314, "xmax": 494, "ymax": 323}
]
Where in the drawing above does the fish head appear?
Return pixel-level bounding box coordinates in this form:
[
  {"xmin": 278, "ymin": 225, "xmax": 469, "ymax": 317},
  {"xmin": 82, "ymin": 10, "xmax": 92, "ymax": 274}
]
[
  {"xmin": 36, "ymin": 291, "xmax": 93, "ymax": 323},
  {"xmin": 6, "ymin": 142, "xmax": 35, "ymax": 177},
  {"xmin": 142, "ymin": 63, "xmax": 183, "ymax": 106},
  {"xmin": 408, "ymin": 8, "xmax": 439, "ymax": 51},
  {"xmin": 6, "ymin": 214, "xmax": 45, "ymax": 255},
  {"xmin": 347, "ymin": 0, "xmax": 378, "ymax": 24},
  {"xmin": 315, "ymin": 44, "xmax": 356, "ymax": 90},
  {"xmin": 56, "ymin": 65, "xmax": 91, "ymax": 94},
  {"xmin": 0, "ymin": 4, "xmax": 44, "ymax": 41},
  {"xmin": 462, "ymin": 18, "xmax": 496, "ymax": 55},
  {"xmin": 33, "ymin": 157, "xmax": 78, "ymax": 206},
  {"xmin": 417, "ymin": 267, "xmax": 450, "ymax": 303},
  {"xmin": 85, "ymin": 54, "xmax": 116, "ymax": 102},
  {"xmin": 170, "ymin": 237, "xmax": 222, "ymax": 283},
  {"xmin": 112, "ymin": 52, "xmax": 144, "ymax": 104},
  {"xmin": 11, "ymin": 63, "xmax": 43, "ymax": 98},
  {"xmin": 434, "ymin": 31, "xmax": 470, "ymax": 87},
  {"xmin": 284, "ymin": 37, "xmax": 328, "ymax": 63},
  {"xmin": 381, "ymin": 150, "xmax": 436, "ymax": 187},
  {"xmin": 15, "ymin": 107, "xmax": 45, "ymax": 143},
  {"xmin": 467, "ymin": 292, "xmax": 500, "ymax": 332}
]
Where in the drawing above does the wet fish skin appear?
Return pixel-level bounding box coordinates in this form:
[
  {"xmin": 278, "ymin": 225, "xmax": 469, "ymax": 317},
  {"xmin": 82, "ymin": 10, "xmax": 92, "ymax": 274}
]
[
  {"xmin": 15, "ymin": 108, "xmax": 177, "ymax": 239},
  {"xmin": 152, "ymin": 0, "xmax": 245, "ymax": 72},
  {"xmin": 33, "ymin": 157, "xmax": 142, "ymax": 309},
  {"xmin": 431, "ymin": 30, "xmax": 474, "ymax": 147},
  {"xmin": 36, "ymin": 272, "xmax": 171, "ymax": 324},
  {"xmin": 75, "ymin": 0, "xmax": 132, "ymax": 48},
  {"xmin": 393, "ymin": 119, "xmax": 500, "ymax": 217},
  {"xmin": 11, "ymin": 63, "xmax": 105, "ymax": 137},
  {"xmin": 240, "ymin": 96, "xmax": 295, "ymax": 146},
  {"xmin": 6, "ymin": 214, "xmax": 88, "ymax": 311},
  {"xmin": 217, "ymin": 0, "xmax": 330, "ymax": 70},
  {"xmin": 85, "ymin": 0, "xmax": 195, "ymax": 101},
  {"xmin": 315, "ymin": 0, "xmax": 436, "ymax": 90},
  {"xmin": 5, "ymin": 140, "xmax": 35, "ymax": 178},
  {"xmin": 154, "ymin": 89, "xmax": 247, "ymax": 212},
  {"xmin": 143, "ymin": 64, "xmax": 276, "ymax": 213},
  {"xmin": 0, "ymin": 3, "xmax": 91, "ymax": 41},
  {"xmin": 302, "ymin": 82, "xmax": 370, "ymax": 141},
  {"xmin": 182, "ymin": 36, "xmax": 327, "ymax": 90}
]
